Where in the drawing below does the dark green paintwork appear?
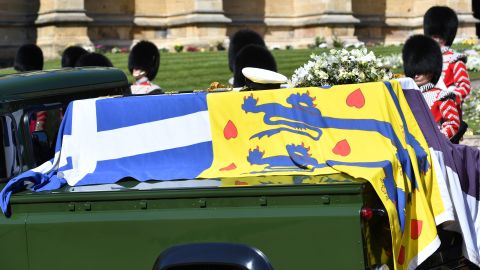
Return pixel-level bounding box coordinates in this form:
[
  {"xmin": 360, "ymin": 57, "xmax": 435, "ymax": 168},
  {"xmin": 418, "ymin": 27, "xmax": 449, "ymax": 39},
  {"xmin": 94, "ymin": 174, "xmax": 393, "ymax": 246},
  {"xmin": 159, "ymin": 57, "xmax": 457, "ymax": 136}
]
[
  {"xmin": 0, "ymin": 71, "xmax": 389, "ymax": 270},
  {"xmin": 0, "ymin": 176, "xmax": 386, "ymax": 270},
  {"xmin": 0, "ymin": 68, "xmax": 128, "ymax": 113}
]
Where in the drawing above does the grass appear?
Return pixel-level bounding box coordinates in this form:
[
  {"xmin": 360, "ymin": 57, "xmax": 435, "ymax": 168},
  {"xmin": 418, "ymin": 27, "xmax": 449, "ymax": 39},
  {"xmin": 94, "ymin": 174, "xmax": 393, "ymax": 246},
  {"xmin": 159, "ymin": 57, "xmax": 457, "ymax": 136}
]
[
  {"xmin": 2, "ymin": 45, "xmax": 479, "ymax": 91},
  {"xmin": 1, "ymin": 45, "xmax": 478, "ymax": 133},
  {"xmin": 1, "ymin": 48, "xmax": 328, "ymax": 91}
]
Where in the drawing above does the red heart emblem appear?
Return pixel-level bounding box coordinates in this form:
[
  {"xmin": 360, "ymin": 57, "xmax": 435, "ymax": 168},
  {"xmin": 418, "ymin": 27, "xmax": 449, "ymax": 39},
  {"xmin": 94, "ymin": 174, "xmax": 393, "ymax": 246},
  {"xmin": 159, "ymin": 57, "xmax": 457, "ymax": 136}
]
[
  {"xmin": 223, "ymin": 120, "xmax": 238, "ymax": 139},
  {"xmin": 410, "ymin": 219, "xmax": 423, "ymax": 240},
  {"xmin": 220, "ymin": 163, "xmax": 237, "ymax": 171},
  {"xmin": 397, "ymin": 245, "xmax": 405, "ymax": 265},
  {"xmin": 332, "ymin": 139, "xmax": 351, "ymax": 156},
  {"xmin": 346, "ymin": 88, "xmax": 365, "ymax": 109}
]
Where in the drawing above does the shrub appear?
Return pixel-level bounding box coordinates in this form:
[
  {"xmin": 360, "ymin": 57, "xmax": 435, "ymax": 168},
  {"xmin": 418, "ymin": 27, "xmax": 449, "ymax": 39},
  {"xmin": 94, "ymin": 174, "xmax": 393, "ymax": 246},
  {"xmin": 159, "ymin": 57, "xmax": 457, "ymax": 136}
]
[
  {"xmin": 216, "ymin": 41, "xmax": 226, "ymax": 51},
  {"xmin": 332, "ymin": 36, "xmax": 344, "ymax": 48},
  {"xmin": 111, "ymin": 47, "xmax": 120, "ymax": 54},
  {"xmin": 186, "ymin": 46, "xmax": 199, "ymax": 52},
  {"xmin": 174, "ymin": 44, "xmax": 184, "ymax": 53},
  {"xmin": 95, "ymin": 44, "xmax": 107, "ymax": 54},
  {"xmin": 315, "ymin": 36, "xmax": 326, "ymax": 47}
]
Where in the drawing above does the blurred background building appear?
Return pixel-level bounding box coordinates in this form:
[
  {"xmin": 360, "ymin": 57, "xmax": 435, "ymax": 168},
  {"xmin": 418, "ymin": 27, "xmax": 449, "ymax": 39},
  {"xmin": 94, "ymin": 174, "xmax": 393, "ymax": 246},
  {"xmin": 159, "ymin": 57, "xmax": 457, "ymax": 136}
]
[{"xmin": 0, "ymin": 0, "xmax": 478, "ymax": 65}]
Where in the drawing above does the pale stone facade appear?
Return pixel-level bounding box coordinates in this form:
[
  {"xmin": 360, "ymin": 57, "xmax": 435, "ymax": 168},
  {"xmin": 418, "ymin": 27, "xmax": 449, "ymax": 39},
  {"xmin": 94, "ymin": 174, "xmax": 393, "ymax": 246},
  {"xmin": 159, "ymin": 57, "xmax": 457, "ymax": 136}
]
[{"xmin": 0, "ymin": 0, "xmax": 478, "ymax": 64}]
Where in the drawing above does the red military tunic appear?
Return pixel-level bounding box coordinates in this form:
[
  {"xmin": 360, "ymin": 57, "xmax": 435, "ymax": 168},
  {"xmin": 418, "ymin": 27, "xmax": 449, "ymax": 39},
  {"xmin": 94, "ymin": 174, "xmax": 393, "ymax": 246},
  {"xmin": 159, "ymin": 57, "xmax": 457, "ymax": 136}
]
[
  {"xmin": 29, "ymin": 111, "xmax": 47, "ymax": 133},
  {"xmin": 441, "ymin": 47, "xmax": 471, "ymax": 109},
  {"xmin": 421, "ymin": 82, "xmax": 460, "ymax": 139}
]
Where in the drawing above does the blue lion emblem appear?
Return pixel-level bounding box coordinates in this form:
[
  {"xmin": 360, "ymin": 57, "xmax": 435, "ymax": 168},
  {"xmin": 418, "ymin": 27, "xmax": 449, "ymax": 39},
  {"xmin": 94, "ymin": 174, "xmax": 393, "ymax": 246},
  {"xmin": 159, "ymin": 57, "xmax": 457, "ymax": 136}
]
[
  {"xmin": 241, "ymin": 89, "xmax": 426, "ymax": 232},
  {"xmin": 242, "ymin": 92, "xmax": 323, "ymax": 140},
  {"xmin": 241, "ymin": 90, "xmax": 429, "ymax": 188},
  {"xmin": 247, "ymin": 143, "xmax": 327, "ymax": 172}
]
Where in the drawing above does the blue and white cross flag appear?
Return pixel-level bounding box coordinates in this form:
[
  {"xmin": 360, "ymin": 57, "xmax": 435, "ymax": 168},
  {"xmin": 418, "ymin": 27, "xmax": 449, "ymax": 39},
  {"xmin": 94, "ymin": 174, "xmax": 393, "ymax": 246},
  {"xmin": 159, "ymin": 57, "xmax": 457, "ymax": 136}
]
[{"xmin": 0, "ymin": 93, "xmax": 214, "ymax": 215}]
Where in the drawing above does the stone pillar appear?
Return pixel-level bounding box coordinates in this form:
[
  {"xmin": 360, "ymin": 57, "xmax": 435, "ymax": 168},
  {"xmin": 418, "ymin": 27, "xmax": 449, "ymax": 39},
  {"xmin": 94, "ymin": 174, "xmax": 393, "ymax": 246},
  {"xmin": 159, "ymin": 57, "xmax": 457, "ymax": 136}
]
[
  {"xmin": 84, "ymin": 0, "xmax": 134, "ymax": 48},
  {"xmin": 132, "ymin": 0, "xmax": 167, "ymax": 44},
  {"xmin": 382, "ymin": 0, "xmax": 478, "ymax": 44},
  {"xmin": 223, "ymin": 0, "xmax": 270, "ymax": 42},
  {"xmin": 381, "ymin": 0, "xmax": 420, "ymax": 44},
  {"xmin": 224, "ymin": 0, "xmax": 358, "ymax": 49},
  {"xmin": 448, "ymin": 0, "xmax": 479, "ymax": 40},
  {"xmin": 134, "ymin": 0, "xmax": 230, "ymax": 49},
  {"xmin": 352, "ymin": 0, "xmax": 387, "ymax": 43},
  {"xmin": 36, "ymin": 0, "xmax": 92, "ymax": 59},
  {"xmin": 0, "ymin": 0, "xmax": 38, "ymax": 66},
  {"xmin": 290, "ymin": 0, "xmax": 359, "ymax": 47},
  {"xmin": 187, "ymin": 0, "xmax": 231, "ymax": 46},
  {"xmin": 262, "ymin": 0, "xmax": 296, "ymax": 48}
]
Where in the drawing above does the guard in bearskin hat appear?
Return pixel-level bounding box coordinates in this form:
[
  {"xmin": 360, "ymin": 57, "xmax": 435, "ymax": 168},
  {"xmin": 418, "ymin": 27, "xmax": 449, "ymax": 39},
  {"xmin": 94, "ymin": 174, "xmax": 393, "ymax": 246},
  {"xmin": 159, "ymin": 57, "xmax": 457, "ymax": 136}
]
[
  {"xmin": 233, "ymin": 44, "xmax": 277, "ymax": 88},
  {"xmin": 403, "ymin": 35, "xmax": 460, "ymax": 139},
  {"xmin": 128, "ymin": 40, "xmax": 161, "ymax": 95},
  {"xmin": 14, "ymin": 44, "xmax": 46, "ymax": 132},
  {"xmin": 423, "ymin": 6, "xmax": 471, "ymax": 110},
  {"xmin": 14, "ymin": 44, "xmax": 43, "ymax": 72},
  {"xmin": 75, "ymin": 52, "xmax": 113, "ymax": 68},
  {"xmin": 61, "ymin": 46, "xmax": 88, "ymax": 68},
  {"xmin": 228, "ymin": 29, "xmax": 266, "ymax": 73}
]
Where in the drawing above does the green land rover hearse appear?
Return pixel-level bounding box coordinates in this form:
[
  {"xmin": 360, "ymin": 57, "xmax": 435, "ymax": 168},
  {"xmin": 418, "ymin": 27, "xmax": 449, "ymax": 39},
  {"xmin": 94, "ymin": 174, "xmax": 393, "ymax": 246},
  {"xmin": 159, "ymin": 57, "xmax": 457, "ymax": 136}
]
[{"xmin": 0, "ymin": 68, "xmax": 472, "ymax": 270}]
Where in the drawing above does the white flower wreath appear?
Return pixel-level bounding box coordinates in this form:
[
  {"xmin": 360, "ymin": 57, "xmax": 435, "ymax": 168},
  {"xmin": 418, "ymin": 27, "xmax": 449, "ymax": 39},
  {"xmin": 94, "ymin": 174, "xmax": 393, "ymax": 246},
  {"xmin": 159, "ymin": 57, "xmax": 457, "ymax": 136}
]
[{"xmin": 290, "ymin": 48, "xmax": 393, "ymax": 87}]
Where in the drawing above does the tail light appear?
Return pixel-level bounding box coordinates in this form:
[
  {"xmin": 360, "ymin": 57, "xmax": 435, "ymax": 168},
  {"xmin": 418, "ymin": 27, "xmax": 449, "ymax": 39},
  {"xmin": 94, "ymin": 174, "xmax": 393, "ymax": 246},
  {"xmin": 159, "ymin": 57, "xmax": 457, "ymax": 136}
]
[
  {"xmin": 360, "ymin": 206, "xmax": 386, "ymax": 221},
  {"xmin": 361, "ymin": 207, "xmax": 374, "ymax": 220}
]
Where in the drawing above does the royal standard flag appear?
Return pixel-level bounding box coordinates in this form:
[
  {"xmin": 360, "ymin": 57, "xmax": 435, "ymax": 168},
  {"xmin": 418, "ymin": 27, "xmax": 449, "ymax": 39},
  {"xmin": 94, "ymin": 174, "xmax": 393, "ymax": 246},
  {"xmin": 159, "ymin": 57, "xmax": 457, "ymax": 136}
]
[
  {"xmin": 200, "ymin": 80, "xmax": 445, "ymax": 269},
  {"xmin": 0, "ymin": 81, "xmax": 446, "ymax": 269}
]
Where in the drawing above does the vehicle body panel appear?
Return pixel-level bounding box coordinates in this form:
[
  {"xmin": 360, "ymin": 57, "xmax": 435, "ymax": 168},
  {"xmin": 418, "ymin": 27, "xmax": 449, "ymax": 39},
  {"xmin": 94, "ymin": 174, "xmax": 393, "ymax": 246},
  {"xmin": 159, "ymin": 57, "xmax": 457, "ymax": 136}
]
[{"xmin": 0, "ymin": 182, "xmax": 371, "ymax": 270}]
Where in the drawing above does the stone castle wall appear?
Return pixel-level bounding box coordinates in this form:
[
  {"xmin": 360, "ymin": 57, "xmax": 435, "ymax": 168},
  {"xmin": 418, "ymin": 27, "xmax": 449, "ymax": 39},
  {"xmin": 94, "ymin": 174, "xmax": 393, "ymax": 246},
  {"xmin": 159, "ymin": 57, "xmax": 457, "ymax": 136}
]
[{"xmin": 0, "ymin": 0, "xmax": 478, "ymax": 64}]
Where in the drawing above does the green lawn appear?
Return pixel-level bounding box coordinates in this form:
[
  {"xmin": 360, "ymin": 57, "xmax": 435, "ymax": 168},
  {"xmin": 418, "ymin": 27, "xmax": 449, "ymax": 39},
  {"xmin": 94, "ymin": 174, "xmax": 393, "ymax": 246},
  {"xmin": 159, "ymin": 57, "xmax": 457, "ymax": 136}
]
[
  {"xmin": 1, "ymin": 45, "xmax": 479, "ymax": 91},
  {"xmin": 1, "ymin": 46, "xmax": 479, "ymax": 133},
  {"xmin": 0, "ymin": 48, "xmax": 329, "ymax": 91}
]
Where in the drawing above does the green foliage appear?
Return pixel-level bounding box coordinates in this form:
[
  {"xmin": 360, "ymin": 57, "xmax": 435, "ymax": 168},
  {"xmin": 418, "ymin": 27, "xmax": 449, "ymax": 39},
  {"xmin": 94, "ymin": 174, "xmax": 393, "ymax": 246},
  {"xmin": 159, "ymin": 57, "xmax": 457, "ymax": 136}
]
[
  {"xmin": 315, "ymin": 36, "xmax": 326, "ymax": 47},
  {"xmin": 174, "ymin": 44, "xmax": 184, "ymax": 53},
  {"xmin": 215, "ymin": 41, "xmax": 225, "ymax": 51},
  {"xmin": 332, "ymin": 36, "xmax": 344, "ymax": 48},
  {"xmin": 463, "ymin": 87, "xmax": 480, "ymax": 134}
]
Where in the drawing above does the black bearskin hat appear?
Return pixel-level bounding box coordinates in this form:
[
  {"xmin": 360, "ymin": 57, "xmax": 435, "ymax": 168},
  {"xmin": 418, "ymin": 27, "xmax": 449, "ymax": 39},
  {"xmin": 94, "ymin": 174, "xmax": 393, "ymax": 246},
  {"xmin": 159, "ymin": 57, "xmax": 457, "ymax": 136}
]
[
  {"xmin": 228, "ymin": 29, "xmax": 266, "ymax": 72},
  {"xmin": 61, "ymin": 46, "xmax": 88, "ymax": 68},
  {"xmin": 75, "ymin": 53, "xmax": 113, "ymax": 67},
  {"xmin": 423, "ymin": 6, "xmax": 458, "ymax": 46},
  {"xmin": 128, "ymin": 41, "xmax": 160, "ymax": 81},
  {"xmin": 14, "ymin": 44, "xmax": 44, "ymax": 72},
  {"xmin": 402, "ymin": 35, "xmax": 443, "ymax": 85},
  {"xmin": 233, "ymin": 44, "xmax": 277, "ymax": 87}
]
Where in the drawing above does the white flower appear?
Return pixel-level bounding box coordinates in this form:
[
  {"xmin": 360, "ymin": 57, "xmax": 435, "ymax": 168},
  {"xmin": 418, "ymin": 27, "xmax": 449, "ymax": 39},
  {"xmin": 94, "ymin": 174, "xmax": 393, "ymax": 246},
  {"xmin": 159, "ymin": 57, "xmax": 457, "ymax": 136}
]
[
  {"xmin": 290, "ymin": 47, "xmax": 392, "ymax": 87},
  {"xmin": 382, "ymin": 54, "xmax": 402, "ymax": 69},
  {"xmin": 467, "ymin": 54, "xmax": 480, "ymax": 72}
]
